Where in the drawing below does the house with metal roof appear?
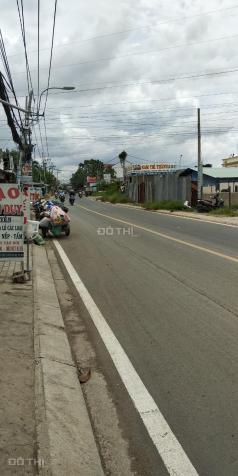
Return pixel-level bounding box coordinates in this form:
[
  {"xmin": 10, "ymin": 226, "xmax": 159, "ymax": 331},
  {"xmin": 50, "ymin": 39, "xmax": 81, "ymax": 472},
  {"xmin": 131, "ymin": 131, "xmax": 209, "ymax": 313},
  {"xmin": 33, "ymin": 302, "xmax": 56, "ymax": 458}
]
[{"xmin": 181, "ymin": 167, "xmax": 238, "ymax": 192}]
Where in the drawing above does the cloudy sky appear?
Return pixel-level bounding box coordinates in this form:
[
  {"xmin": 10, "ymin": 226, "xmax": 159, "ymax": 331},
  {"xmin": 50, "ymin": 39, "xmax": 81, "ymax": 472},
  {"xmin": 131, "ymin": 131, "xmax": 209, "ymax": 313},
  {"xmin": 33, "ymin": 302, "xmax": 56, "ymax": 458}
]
[{"xmin": 1, "ymin": 0, "xmax": 238, "ymax": 180}]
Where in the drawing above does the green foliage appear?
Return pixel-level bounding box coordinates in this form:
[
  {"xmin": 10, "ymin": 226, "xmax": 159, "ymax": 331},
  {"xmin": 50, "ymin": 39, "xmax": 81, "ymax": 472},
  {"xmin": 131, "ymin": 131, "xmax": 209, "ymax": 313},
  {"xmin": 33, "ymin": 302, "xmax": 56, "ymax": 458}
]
[
  {"xmin": 84, "ymin": 159, "xmax": 104, "ymax": 177},
  {"xmin": 70, "ymin": 159, "xmax": 117, "ymax": 189},
  {"xmin": 143, "ymin": 200, "xmax": 189, "ymax": 211},
  {"xmin": 70, "ymin": 165, "xmax": 86, "ymax": 188},
  {"xmin": 71, "ymin": 159, "xmax": 104, "ymax": 188},
  {"xmin": 101, "ymin": 192, "xmax": 134, "ymax": 204},
  {"xmin": 118, "ymin": 150, "xmax": 127, "ymax": 162},
  {"xmin": 103, "ymin": 182, "xmax": 120, "ymax": 193},
  {"xmin": 209, "ymin": 207, "xmax": 238, "ymax": 216},
  {"xmin": 32, "ymin": 160, "xmax": 56, "ymax": 187}
]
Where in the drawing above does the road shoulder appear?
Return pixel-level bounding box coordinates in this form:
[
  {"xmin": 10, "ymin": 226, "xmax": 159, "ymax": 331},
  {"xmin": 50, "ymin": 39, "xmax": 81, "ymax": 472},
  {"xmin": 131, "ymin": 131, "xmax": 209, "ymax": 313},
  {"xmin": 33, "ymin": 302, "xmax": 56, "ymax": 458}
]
[
  {"xmin": 91, "ymin": 199, "xmax": 238, "ymax": 227},
  {"xmin": 33, "ymin": 245, "xmax": 104, "ymax": 476}
]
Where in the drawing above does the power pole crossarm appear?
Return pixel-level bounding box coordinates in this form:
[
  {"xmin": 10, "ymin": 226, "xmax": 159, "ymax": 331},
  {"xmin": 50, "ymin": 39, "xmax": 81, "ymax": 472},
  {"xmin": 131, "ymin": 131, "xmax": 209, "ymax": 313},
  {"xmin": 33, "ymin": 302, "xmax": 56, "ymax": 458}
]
[{"xmin": 0, "ymin": 97, "xmax": 33, "ymax": 115}]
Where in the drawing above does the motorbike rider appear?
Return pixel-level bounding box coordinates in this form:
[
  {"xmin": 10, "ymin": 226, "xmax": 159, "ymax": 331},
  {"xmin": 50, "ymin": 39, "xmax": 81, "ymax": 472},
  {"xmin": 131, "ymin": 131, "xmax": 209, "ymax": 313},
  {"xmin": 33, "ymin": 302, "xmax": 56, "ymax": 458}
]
[
  {"xmin": 59, "ymin": 191, "xmax": 65, "ymax": 203},
  {"xmin": 69, "ymin": 190, "xmax": 76, "ymax": 205}
]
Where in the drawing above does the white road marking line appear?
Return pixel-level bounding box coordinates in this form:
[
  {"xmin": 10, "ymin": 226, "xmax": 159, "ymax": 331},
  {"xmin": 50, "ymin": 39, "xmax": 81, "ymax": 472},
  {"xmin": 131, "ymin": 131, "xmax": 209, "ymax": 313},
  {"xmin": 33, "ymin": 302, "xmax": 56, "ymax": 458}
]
[
  {"xmin": 54, "ymin": 240, "xmax": 199, "ymax": 476},
  {"xmin": 78, "ymin": 204, "xmax": 238, "ymax": 264}
]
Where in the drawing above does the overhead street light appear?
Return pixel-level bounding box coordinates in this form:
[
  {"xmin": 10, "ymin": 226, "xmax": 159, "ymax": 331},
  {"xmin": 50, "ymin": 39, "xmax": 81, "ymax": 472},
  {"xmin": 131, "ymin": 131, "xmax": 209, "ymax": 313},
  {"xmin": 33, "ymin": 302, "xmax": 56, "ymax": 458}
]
[{"xmin": 38, "ymin": 86, "xmax": 75, "ymax": 115}]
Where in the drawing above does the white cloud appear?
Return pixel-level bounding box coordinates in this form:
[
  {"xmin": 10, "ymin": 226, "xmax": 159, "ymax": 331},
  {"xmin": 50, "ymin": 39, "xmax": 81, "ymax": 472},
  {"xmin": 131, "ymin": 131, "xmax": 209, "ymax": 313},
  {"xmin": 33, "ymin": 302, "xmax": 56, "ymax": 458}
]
[{"xmin": 1, "ymin": 0, "xmax": 238, "ymax": 181}]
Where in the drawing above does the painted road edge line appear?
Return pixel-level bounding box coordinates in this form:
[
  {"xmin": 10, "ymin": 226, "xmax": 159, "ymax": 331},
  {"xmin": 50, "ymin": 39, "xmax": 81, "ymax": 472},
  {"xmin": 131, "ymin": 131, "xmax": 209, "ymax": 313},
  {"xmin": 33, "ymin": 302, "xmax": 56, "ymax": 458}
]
[
  {"xmin": 54, "ymin": 240, "xmax": 199, "ymax": 476},
  {"xmin": 79, "ymin": 204, "xmax": 238, "ymax": 264}
]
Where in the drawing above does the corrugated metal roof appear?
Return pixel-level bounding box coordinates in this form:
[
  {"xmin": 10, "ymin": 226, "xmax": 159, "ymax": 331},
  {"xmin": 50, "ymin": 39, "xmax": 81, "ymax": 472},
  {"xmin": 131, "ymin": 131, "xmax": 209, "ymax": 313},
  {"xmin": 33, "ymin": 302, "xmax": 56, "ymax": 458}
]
[{"xmin": 192, "ymin": 167, "xmax": 238, "ymax": 179}]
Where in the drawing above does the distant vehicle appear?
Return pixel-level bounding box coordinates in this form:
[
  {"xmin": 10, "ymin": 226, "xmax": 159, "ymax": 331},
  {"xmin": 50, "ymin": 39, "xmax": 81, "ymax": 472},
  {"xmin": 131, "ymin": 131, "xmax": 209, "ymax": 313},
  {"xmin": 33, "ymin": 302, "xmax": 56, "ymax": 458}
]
[
  {"xmin": 69, "ymin": 190, "xmax": 75, "ymax": 205},
  {"xmin": 59, "ymin": 192, "xmax": 65, "ymax": 203},
  {"xmin": 85, "ymin": 187, "xmax": 93, "ymax": 197}
]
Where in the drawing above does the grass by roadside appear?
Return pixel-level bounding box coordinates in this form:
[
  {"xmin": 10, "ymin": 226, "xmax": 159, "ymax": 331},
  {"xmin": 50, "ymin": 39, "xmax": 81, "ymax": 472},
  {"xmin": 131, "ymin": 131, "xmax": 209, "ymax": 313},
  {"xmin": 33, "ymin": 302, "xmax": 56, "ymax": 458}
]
[
  {"xmin": 95, "ymin": 183, "xmax": 135, "ymax": 204},
  {"xmin": 94, "ymin": 191, "xmax": 238, "ymax": 217},
  {"xmin": 209, "ymin": 207, "xmax": 238, "ymax": 217},
  {"xmin": 142, "ymin": 200, "xmax": 191, "ymax": 212},
  {"xmin": 100, "ymin": 192, "xmax": 135, "ymax": 204}
]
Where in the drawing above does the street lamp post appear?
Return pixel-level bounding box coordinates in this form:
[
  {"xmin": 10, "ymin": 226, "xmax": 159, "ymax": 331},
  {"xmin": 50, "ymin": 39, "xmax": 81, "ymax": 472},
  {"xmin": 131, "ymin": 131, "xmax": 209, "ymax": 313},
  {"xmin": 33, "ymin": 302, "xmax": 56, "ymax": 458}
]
[{"xmin": 37, "ymin": 86, "xmax": 75, "ymax": 115}]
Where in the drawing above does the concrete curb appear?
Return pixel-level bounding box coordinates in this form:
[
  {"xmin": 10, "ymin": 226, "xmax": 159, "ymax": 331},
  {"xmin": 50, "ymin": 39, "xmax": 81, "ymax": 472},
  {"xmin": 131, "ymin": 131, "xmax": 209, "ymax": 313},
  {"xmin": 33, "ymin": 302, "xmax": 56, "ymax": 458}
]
[{"xmin": 33, "ymin": 246, "xmax": 104, "ymax": 476}]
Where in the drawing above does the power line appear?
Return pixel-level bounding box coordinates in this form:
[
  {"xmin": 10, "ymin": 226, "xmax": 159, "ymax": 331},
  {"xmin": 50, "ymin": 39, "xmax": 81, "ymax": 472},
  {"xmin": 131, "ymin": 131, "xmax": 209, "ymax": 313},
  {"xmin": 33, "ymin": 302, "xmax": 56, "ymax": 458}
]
[
  {"xmin": 39, "ymin": 91, "xmax": 238, "ymax": 111},
  {"xmin": 15, "ymin": 0, "xmax": 35, "ymax": 98},
  {"xmin": 43, "ymin": 104, "xmax": 238, "ymax": 119},
  {"xmin": 10, "ymin": 30, "xmax": 238, "ymax": 77},
  {"xmin": 37, "ymin": 0, "xmax": 40, "ymax": 110},
  {"xmin": 16, "ymin": 65, "xmax": 238, "ymax": 96},
  {"xmin": 37, "ymin": 121, "xmax": 45, "ymax": 158},
  {"xmin": 7, "ymin": 3, "xmax": 238, "ymax": 60},
  {"xmin": 24, "ymin": 32, "xmax": 238, "ymax": 72},
  {"xmin": 0, "ymin": 30, "xmax": 24, "ymax": 130},
  {"xmin": 32, "ymin": 123, "xmax": 43, "ymax": 159},
  {"xmin": 43, "ymin": 0, "xmax": 58, "ymax": 115},
  {"xmin": 14, "ymin": 127, "xmax": 237, "ymax": 141},
  {"xmin": 43, "ymin": 116, "xmax": 50, "ymax": 161}
]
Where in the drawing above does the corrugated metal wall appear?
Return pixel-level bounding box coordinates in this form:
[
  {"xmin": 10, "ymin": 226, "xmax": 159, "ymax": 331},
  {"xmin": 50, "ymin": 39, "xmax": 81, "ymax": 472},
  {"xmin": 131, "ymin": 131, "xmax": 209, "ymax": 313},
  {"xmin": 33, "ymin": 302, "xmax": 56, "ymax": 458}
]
[{"xmin": 128, "ymin": 173, "xmax": 191, "ymax": 203}]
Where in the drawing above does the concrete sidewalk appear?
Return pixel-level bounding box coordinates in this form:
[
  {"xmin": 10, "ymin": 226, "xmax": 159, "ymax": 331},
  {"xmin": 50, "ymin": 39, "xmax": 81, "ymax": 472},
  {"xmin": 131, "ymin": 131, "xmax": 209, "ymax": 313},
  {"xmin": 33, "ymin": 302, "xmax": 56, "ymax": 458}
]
[
  {"xmin": 0, "ymin": 246, "xmax": 104, "ymax": 476},
  {"xmin": 0, "ymin": 259, "xmax": 36, "ymax": 475}
]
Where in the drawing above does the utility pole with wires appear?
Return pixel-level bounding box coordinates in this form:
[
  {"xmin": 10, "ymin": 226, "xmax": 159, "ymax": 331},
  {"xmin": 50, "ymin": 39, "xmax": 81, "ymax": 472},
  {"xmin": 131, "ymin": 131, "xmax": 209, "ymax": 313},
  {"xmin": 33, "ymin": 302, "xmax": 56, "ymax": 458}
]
[
  {"xmin": 55, "ymin": 168, "xmax": 62, "ymax": 189},
  {"xmin": 18, "ymin": 90, "xmax": 34, "ymax": 183},
  {"xmin": 197, "ymin": 108, "xmax": 203, "ymax": 200}
]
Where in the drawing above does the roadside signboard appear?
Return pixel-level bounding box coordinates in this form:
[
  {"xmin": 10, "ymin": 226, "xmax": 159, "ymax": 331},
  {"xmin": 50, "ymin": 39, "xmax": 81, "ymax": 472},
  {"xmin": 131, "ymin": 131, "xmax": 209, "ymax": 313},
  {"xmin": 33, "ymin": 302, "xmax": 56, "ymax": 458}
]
[
  {"xmin": 127, "ymin": 164, "xmax": 177, "ymax": 175},
  {"xmin": 0, "ymin": 184, "xmax": 24, "ymax": 262},
  {"xmin": 87, "ymin": 176, "xmax": 97, "ymax": 183}
]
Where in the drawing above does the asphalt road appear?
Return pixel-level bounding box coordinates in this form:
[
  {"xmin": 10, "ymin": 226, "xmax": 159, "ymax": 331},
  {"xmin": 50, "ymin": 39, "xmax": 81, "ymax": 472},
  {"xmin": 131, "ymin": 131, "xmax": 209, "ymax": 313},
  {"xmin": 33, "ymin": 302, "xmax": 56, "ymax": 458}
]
[{"xmin": 58, "ymin": 197, "xmax": 238, "ymax": 476}]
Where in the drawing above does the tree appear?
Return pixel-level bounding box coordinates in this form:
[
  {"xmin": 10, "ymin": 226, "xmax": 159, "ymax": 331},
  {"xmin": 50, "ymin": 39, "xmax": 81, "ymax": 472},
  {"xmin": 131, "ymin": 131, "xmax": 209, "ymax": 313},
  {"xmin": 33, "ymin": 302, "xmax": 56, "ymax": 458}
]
[
  {"xmin": 32, "ymin": 160, "xmax": 57, "ymax": 188},
  {"xmin": 83, "ymin": 159, "xmax": 104, "ymax": 179},
  {"xmin": 118, "ymin": 150, "xmax": 127, "ymax": 163},
  {"xmin": 70, "ymin": 166, "xmax": 86, "ymax": 188},
  {"xmin": 118, "ymin": 151, "xmax": 127, "ymax": 181},
  {"xmin": 70, "ymin": 159, "xmax": 105, "ymax": 188}
]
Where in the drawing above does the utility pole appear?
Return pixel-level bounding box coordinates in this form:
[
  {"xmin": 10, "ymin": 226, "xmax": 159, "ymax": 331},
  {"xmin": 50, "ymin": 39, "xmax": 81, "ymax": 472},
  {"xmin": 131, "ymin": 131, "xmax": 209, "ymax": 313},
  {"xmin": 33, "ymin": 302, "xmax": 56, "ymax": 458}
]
[
  {"xmin": 197, "ymin": 108, "xmax": 203, "ymax": 200},
  {"xmin": 179, "ymin": 154, "xmax": 183, "ymax": 169},
  {"xmin": 55, "ymin": 169, "xmax": 62, "ymax": 189},
  {"xmin": 18, "ymin": 91, "xmax": 33, "ymax": 184}
]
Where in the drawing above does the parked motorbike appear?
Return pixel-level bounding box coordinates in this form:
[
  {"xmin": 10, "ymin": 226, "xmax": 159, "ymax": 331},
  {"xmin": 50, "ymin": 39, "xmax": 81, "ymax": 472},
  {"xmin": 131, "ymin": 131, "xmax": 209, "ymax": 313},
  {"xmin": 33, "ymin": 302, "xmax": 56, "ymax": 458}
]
[
  {"xmin": 32, "ymin": 199, "xmax": 44, "ymax": 220},
  {"xmin": 33, "ymin": 199, "xmax": 68, "ymax": 219},
  {"xmin": 38, "ymin": 202, "xmax": 70, "ymax": 238},
  {"xmin": 40, "ymin": 216, "xmax": 70, "ymax": 238},
  {"xmin": 196, "ymin": 192, "xmax": 224, "ymax": 213}
]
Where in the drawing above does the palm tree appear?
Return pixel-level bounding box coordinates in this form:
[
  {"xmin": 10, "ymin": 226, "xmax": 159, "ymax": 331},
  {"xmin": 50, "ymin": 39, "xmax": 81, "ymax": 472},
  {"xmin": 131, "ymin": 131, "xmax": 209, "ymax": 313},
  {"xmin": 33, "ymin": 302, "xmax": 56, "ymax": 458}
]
[{"xmin": 118, "ymin": 151, "xmax": 127, "ymax": 181}]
